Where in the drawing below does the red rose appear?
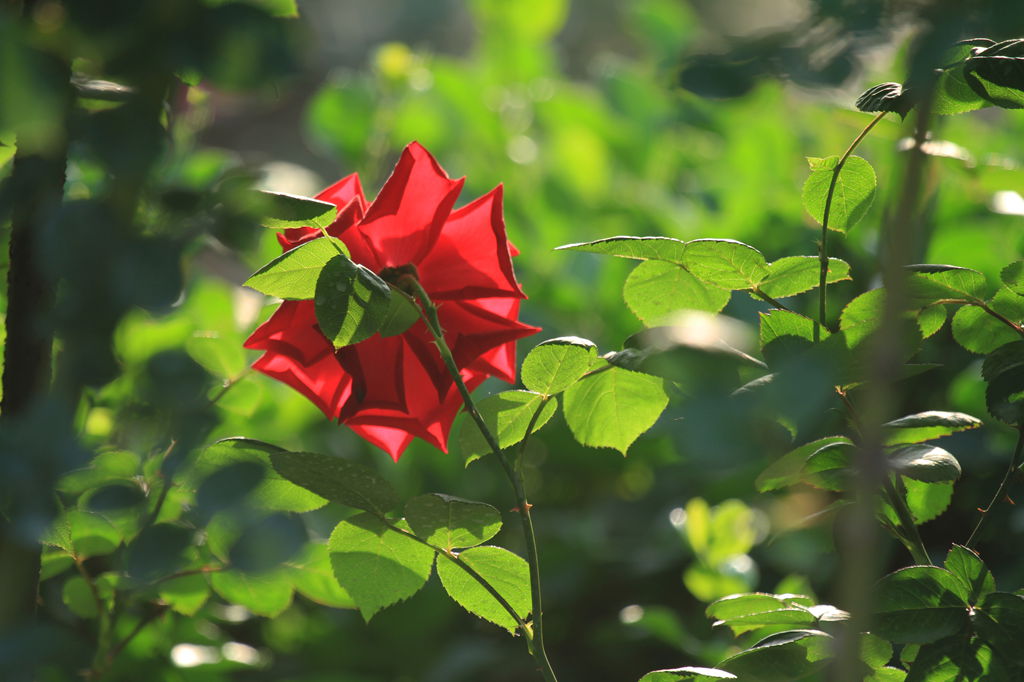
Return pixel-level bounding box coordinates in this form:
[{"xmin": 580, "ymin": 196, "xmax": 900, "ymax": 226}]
[{"xmin": 244, "ymin": 142, "xmax": 539, "ymax": 460}]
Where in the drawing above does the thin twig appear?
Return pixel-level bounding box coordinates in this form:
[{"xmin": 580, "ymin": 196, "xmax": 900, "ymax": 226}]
[{"xmin": 966, "ymin": 427, "xmax": 1024, "ymax": 548}]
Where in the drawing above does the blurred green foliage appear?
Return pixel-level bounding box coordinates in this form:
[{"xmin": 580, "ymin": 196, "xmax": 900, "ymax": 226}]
[{"xmin": 3, "ymin": 0, "xmax": 1024, "ymax": 680}]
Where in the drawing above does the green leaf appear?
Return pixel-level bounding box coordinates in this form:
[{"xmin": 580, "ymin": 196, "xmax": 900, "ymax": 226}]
[
  {"xmin": 185, "ymin": 333, "xmax": 247, "ymax": 379},
  {"xmin": 759, "ymin": 309, "xmax": 827, "ymax": 350},
  {"xmin": 405, "ymin": 494, "xmax": 502, "ymax": 551},
  {"xmin": 865, "ymin": 667, "xmax": 907, "ymax": 682},
  {"xmin": 983, "ymin": 341, "xmax": 1024, "ymax": 424},
  {"xmin": 873, "ymin": 566, "xmax": 969, "ymax": 643},
  {"xmin": 64, "ymin": 510, "xmax": 123, "ymax": 559},
  {"xmin": 757, "ymin": 256, "xmax": 851, "ymax": 298},
  {"xmin": 244, "ymin": 237, "xmax": 350, "ymax": 299},
  {"xmin": 269, "ymin": 450, "xmax": 398, "ymax": 514},
  {"xmin": 935, "ymin": 63, "xmax": 990, "ymax": 115},
  {"xmin": 681, "ymin": 239, "xmax": 767, "ymax": 290},
  {"xmin": 888, "ymin": 444, "xmax": 961, "ymax": 483},
  {"xmin": 562, "ymin": 363, "xmax": 669, "ymax": 454},
  {"xmin": 521, "ymin": 336, "xmax": 597, "ymax": 395},
  {"xmin": 555, "ymin": 236, "xmax": 687, "ymax": 263},
  {"xmin": 906, "ymin": 267, "xmax": 988, "ymax": 305},
  {"xmin": 972, "ymin": 592, "xmax": 1024, "ymax": 666},
  {"xmin": 1000, "ymin": 260, "xmax": 1024, "ymax": 296},
  {"xmin": 855, "ymin": 82, "xmax": 915, "ymax": 117},
  {"xmin": 63, "ymin": 575, "xmax": 100, "ymax": 618},
  {"xmin": 40, "ymin": 549, "xmax": 73, "ymax": 581},
  {"xmin": 190, "ymin": 438, "xmax": 326, "ymax": 513},
  {"xmin": 944, "ymin": 545, "xmax": 995, "ymax": 605},
  {"xmin": 314, "ymin": 256, "xmax": 391, "ymax": 347},
  {"xmin": 883, "ymin": 411, "xmax": 983, "ymax": 445},
  {"xmin": 436, "ymin": 546, "xmax": 531, "ymax": 634},
  {"xmin": 708, "ymin": 593, "xmax": 813, "ymax": 622},
  {"xmin": 378, "ymin": 289, "xmax": 420, "ymax": 338},
  {"xmin": 258, "ymin": 190, "xmax": 338, "ymax": 230},
  {"xmin": 638, "ymin": 667, "xmax": 737, "ymax": 681},
  {"xmin": 125, "ymin": 523, "xmax": 193, "ymax": 582},
  {"xmin": 719, "ymin": 629, "xmax": 834, "ymax": 680},
  {"xmin": 286, "ymin": 542, "xmax": 354, "ymax": 609},
  {"xmin": 917, "ymin": 304, "xmax": 948, "ymax": 340},
  {"xmin": 328, "ymin": 513, "xmax": 435, "ymax": 621},
  {"xmin": 459, "ymin": 390, "xmax": 558, "ymax": 465},
  {"xmin": 706, "ymin": 593, "xmax": 844, "ymax": 635},
  {"xmin": 906, "ymin": 636, "xmax": 998, "ymax": 680},
  {"xmin": 755, "ymin": 436, "xmax": 852, "ymax": 492},
  {"xmin": 624, "ymin": 261, "xmax": 731, "ymax": 325},
  {"xmin": 801, "ymin": 155, "xmax": 877, "ymax": 232},
  {"xmin": 158, "ymin": 573, "xmax": 210, "ymax": 616},
  {"xmin": 210, "ymin": 568, "xmax": 294, "ymax": 617},
  {"xmin": 903, "ymin": 478, "xmax": 953, "ymax": 525},
  {"xmin": 952, "ymin": 290, "xmax": 1024, "ymax": 354}
]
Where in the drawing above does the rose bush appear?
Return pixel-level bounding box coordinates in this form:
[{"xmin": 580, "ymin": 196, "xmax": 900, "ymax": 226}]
[{"xmin": 245, "ymin": 142, "xmax": 539, "ymax": 460}]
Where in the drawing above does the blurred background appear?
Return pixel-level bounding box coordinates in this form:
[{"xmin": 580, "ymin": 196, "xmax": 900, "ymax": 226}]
[{"xmin": 3, "ymin": 0, "xmax": 1024, "ymax": 680}]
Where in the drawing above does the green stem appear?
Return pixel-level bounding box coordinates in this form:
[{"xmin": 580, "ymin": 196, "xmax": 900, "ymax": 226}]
[
  {"xmin": 751, "ymin": 288, "xmax": 800, "ymax": 316},
  {"xmin": 816, "ymin": 111, "xmax": 887, "ymax": 341},
  {"xmin": 402, "ymin": 277, "xmax": 558, "ymax": 682},
  {"xmin": 885, "ymin": 477, "xmax": 932, "ymax": 565},
  {"xmin": 966, "ymin": 427, "xmax": 1024, "ymax": 548}
]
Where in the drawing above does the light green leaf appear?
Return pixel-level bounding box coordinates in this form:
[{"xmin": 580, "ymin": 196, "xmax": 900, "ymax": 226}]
[
  {"xmin": 329, "ymin": 514, "xmax": 434, "ymax": 621},
  {"xmin": 918, "ymin": 304, "xmax": 948, "ymax": 339},
  {"xmin": 436, "ymin": 546, "xmax": 531, "ymax": 633},
  {"xmin": 244, "ymin": 237, "xmax": 350, "ymax": 299},
  {"xmin": 210, "ymin": 568, "xmax": 294, "ymax": 617},
  {"xmin": 405, "ymin": 494, "xmax": 502, "ymax": 551},
  {"xmin": 757, "ymin": 256, "xmax": 851, "ymax": 298},
  {"xmin": 555, "ymin": 236, "xmax": 687, "ymax": 263},
  {"xmin": 638, "ymin": 667, "xmax": 737, "ymax": 681},
  {"xmin": 189, "ymin": 438, "xmax": 326, "ymax": 513},
  {"xmin": 269, "ymin": 450, "xmax": 398, "ymax": 514},
  {"xmin": 258, "ymin": 190, "xmax": 337, "ymax": 230},
  {"xmin": 903, "ymin": 478, "xmax": 953, "ymax": 525},
  {"xmin": 888, "ymin": 444, "xmax": 961, "ymax": 483},
  {"xmin": 707, "ymin": 593, "xmax": 813, "ymax": 623},
  {"xmin": 624, "ymin": 261, "xmax": 731, "ymax": 325},
  {"xmin": 64, "ymin": 510, "xmax": 123, "ymax": 559},
  {"xmin": 286, "ymin": 542, "xmax": 354, "ymax": 609},
  {"xmin": 944, "ymin": 544, "xmax": 995, "ymax": 605},
  {"xmin": 314, "ymin": 256, "xmax": 391, "ymax": 347},
  {"xmin": 906, "ymin": 267, "xmax": 988, "ymax": 304},
  {"xmin": 378, "ymin": 290, "xmax": 420, "ymax": 337},
  {"xmin": 952, "ymin": 289, "xmax": 1024, "ymax": 354},
  {"xmin": 681, "ymin": 239, "xmax": 767, "ymax": 290},
  {"xmin": 1001, "ymin": 260, "xmax": 1024, "ymax": 296},
  {"xmin": 521, "ymin": 336, "xmax": 597, "ymax": 395},
  {"xmin": 802, "ymin": 155, "xmax": 877, "ymax": 232},
  {"xmin": 755, "ymin": 436, "xmax": 852, "ymax": 492},
  {"xmin": 158, "ymin": 573, "xmax": 210, "ymax": 616},
  {"xmin": 63, "ymin": 575, "xmax": 100, "ymax": 618},
  {"xmin": 873, "ymin": 566, "xmax": 969, "ymax": 643},
  {"xmin": 759, "ymin": 310, "xmax": 827, "ymax": 349},
  {"xmin": 934, "ymin": 63, "xmax": 990, "ymax": 115},
  {"xmin": 459, "ymin": 390, "xmax": 557, "ymax": 465},
  {"xmin": 185, "ymin": 333, "xmax": 247, "ymax": 379},
  {"xmin": 562, "ymin": 364, "xmax": 668, "ymax": 454}
]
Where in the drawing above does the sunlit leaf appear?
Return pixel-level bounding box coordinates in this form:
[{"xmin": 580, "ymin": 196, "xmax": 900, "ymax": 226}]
[{"xmin": 801, "ymin": 155, "xmax": 877, "ymax": 232}]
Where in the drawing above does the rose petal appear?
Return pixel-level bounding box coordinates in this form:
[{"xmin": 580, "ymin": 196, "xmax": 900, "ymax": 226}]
[
  {"xmin": 418, "ymin": 185, "xmax": 525, "ymax": 300},
  {"xmin": 335, "ymin": 334, "xmax": 408, "ymax": 418},
  {"xmin": 244, "ymin": 301, "xmax": 334, "ymax": 366},
  {"xmin": 251, "ymin": 349, "xmax": 351, "ymax": 420},
  {"xmin": 357, "ymin": 142, "xmax": 464, "ymax": 267}
]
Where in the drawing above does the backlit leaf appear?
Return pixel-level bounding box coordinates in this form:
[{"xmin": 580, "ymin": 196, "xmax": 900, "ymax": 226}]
[
  {"xmin": 314, "ymin": 256, "xmax": 391, "ymax": 347},
  {"xmin": 405, "ymin": 494, "xmax": 502, "ymax": 551},
  {"xmin": 873, "ymin": 566, "xmax": 969, "ymax": 643},
  {"xmin": 210, "ymin": 568, "xmax": 294, "ymax": 617},
  {"xmin": 757, "ymin": 256, "xmax": 851, "ymax": 299},
  {"xmin": 951, "ymin": 289, "xmax": 1024, "ymax": 354},
  {"xmin": 436, "ymin": 546, "xmax": 531, "ymax": 633},
  {"xmin": 756, "ymin": 436, "xmax": 852, "ymax": 492},
  {"xmin": 681, "ymin": 239, "xmax": 767, "ymax": 290},
  {"xmin": 563, "ymin": 363, "xmax": 669, "ymax": 454},
  {"xmin": 244, "ymin": 237, "xmax": 350, "ymax": 299},
  {"xmin": 270, "ymin": 450, "xmax": 398, "ymax": 514},
  {"xmin": 719, "ymin": 629, "xmax": 834, "ymax": 680},
  {"xmin": 638, "ymin": 667, "xmax": 737, "ymax": 681},
  {"xmin": 802, "ymin": 155, "xmax": 876, "ymax": 232},
  {"xmin": 459, "ymin": 390, "xmax": 557, "ymax": 465},
  {"xmin": 624, "ymin": 261, "xmax": 731, "ymax": 325},
  {"xmin": 258, "ymin": 190, "xmax": 337, "ymax": 230},
  {"xmin": 521, "ymin": 336, "xmax": 597, "ymax": 395},
  {"xmin": 555, "ymin": 236, "xmax": 687, "ymax": 263},
  {"xmin": 944, "ymin": 545, "xmax": 995, "ymax": 605}
]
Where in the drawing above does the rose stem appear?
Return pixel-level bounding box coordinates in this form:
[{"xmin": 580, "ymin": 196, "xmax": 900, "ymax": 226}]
[{"xmin": 401, "ymin": 277, "xmax": 559, "ymax": 682}]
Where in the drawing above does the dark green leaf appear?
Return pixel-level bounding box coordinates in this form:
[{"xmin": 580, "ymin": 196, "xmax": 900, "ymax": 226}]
[
  {"xmin": 681, "ymin": 239, "xmax": 767, "ymax": 290},
  {"xmin": 270, "ymin": 450, "xmax": 398, "ymax": 514},
  {"xmin": 855, "ymin": 82, "xmax": 915, "ymax": 117},
  {"xmin": 405, "ymin": 494, "xmax": 502, "ymax": 551},
  {"xmin": 329, "ymin": 514, "xmax": 434, "ymax": 621},
  {"xmin": 944, "ymin": 545, "xmax": 995, "ymax": 605},
  {"xmin": 801, "ymin": 155, "xmax": 877, "ymax": 232},
  {"xmin": 191, "ymin": 438, "xmax": 327, "ymax": 513},
  {"xmin": 757, "ymin": 256, "xmax": 851, "ymax": 298},
  {"xmin": 888, "ymin": 444, "xmax": 961, "ymax": 483},
  {"xmin": 759, "ymin": 309, "xmax": 827, "ymax": 350},
  {"xmin": 244, "ymin": 237, "xmax": 350, "ymax": 299},
  {"xmin": 972, "ymin": 592, "xmax": 1024, "ymax": 666},
  {"xmin": 982, "ymin": 340, "xmax": 1024, "ymax": 381},
  {"xmin": 228, "ymin": 513, "xmax": 307, "ymax": 574},
  {"xmin": 314, "ymin": 256, "xmax": 391, "ymax": 347},
  {"xmin": 258, "ymin": 190, "xmax": 337, "ymax": 230},
  {"xmin": 719, "ymin": 629, "xmax": 834, "ymax": 680},
  {"xmin": 459, "ymin": 390, "xmax": 557, "ymax": 465},
  {"xmin": 521, "ymin": 336, "xmax": 598, "ymax": 395},
  {"xmin": 555, "ymin": 236, "xmax": 687, "ymax": 263},
  {"xmin": 624, "ymin": 261, "xmax": 732, "ymax": 325},
  {"xmin": 125, "ymin": 523, "xmax": 192, "ymax": 583},
  {"xmin": 563, "ymin": 363, "xmax": 669, "ymax": 454},
  {"xmin": 436, "ymin": 546, "xmax": 530, "ymax": 634},
  {"xmin": 985, "ymin": 365, "xmax": 1024, "ymax": 424},
  {"xmin": 965, "ymin": 42, "xmax": 1024, "ymax": 109},
  {"xmin": 755, "ymin": 436, "xmax": 852, "ymax": 492},
  {"xmin": 873, "ymin": 566, "xmax": 969, "ymax": 643},
  {"xmin": 210, "ymin": 568, "xmax": 294, "ymax": 617}
]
